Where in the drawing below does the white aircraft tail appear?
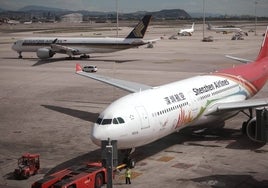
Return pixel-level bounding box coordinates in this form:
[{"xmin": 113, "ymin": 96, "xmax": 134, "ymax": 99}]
[{"xmin": 191, "ymin": 23, "xmax": 195, "ymax": 30}]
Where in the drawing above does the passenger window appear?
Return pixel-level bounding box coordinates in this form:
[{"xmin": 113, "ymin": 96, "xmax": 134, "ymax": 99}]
[
  {"xmin": 113, "ymin": 118, "xmax": 119, "ymax": 124},
  {"xmin": 117, "ymin": 117, "xmax": 125, "ymax": 124},
  {"xmin": 101, "ymin": 119, "xmax": 112, "ymax": 125}
]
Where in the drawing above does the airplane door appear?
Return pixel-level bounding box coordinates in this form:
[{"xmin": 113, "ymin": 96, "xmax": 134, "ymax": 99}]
[{"xmin": 135, "ymin": 106, "xmax": 150, "ymax": 129}]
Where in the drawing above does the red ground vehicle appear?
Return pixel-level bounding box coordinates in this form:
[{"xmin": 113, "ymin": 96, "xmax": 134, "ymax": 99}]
[
  {"xmin": 32, "ymin": 162, "xmax": 107, "ymax": 188},
  {"xmin": 14, "ymin": 153, "xmax": 40, "ymax": 179}
]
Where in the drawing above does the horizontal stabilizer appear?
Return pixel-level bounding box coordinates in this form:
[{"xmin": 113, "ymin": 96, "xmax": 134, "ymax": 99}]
[{"xmin": 225, "ymin": 55, "xmax": 252, "ymax": 63}]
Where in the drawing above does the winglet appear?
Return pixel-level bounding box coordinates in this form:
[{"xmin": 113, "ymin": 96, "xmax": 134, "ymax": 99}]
[
  {"xmin": 256, "ymin": 26, "xmax": 268, "ymax": 61},
  {"xmin": 126, "ymin": 15, "xmax": 152, "ymax": 39},
  {"xmin": 76, "ymin": 63, "xmax": 82, "ymax": 72}
]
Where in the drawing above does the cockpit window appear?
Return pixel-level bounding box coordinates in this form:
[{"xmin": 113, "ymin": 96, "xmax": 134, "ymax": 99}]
[
  {"xmin": 96, "ymin": 117, "xmax": 125, "ymax": 125},
  {"xmin": 113, "ymin": 118, "xmax": 119, "ymax": 124},
  {"xmin": 117, "ymin": 117, "xmax": 125, "ymax": 124},
  {"xmin": 96, "ymin": 118, "xmax": 102, "ymax": 125},
  {"xmin": 101, "ymin": 119, "xmax": 112, "ymax": 125}
]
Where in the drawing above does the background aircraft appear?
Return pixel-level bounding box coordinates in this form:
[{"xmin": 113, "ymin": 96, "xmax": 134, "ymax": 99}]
[
  {"xmin": 207, "ymin": 23, "xmax": 242, "ymax": 34},
  {"xmin": 12, "ymin": 15, "xmax": 154, "ymax": 59},
  {"xmin": 76, "ymin": 27, "xmax": 268, "ymax": 152},
  {"xmin": 178, "ymin": 23, "xmax": 195, "ymax": 36}
]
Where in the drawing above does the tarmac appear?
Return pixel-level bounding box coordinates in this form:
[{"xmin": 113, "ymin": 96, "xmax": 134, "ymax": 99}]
[{"xmin": 1, "ymin": 21, "xmax": 268, "ymax": 188}]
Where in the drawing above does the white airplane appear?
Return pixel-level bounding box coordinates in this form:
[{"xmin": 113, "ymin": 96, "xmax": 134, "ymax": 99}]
[
  {"xmin": 23, "ymin": 21, "xmax": 32, "ymax": 25},
  {"xmin": 76, "ymin": 27, "xmax": 268, "ymax": 152},
  {"xmin": 7, "ymin": 19, "xmax": 20, "ymax": 25},
  {"xmin": 12, "ymin": 15, "xmax": 153, "ymax": 59},
  {"xmin": 207, "ymin": 23, "xmax": 242, "ymax": 34},
  {"xmin": 178, "ymin": 23, "xmax": 195, "ymax": 36}
]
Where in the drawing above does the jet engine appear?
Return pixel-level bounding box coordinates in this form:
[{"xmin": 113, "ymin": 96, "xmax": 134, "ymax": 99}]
[
  {"xmin": 36, "ymin": 48, "xmax": 55, "ymax": 59},
  {"xmin": 245, "ymin": 108, "xmax": 268, "ymax": 143},
  {"xmin": 245, "ymin": 117, "xmax": 258, "ymax": 142}
]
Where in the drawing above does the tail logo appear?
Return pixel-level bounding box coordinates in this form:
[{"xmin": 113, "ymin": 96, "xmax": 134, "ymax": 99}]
[{"xmin": 133, "ymin": 22, "xmax": 145, "ymax": 38}]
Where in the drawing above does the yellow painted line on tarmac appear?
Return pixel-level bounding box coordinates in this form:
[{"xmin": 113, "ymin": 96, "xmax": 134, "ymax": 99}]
[{"xmin": 157, "ymin": 156, "xmax": 174, "ymax": 162}]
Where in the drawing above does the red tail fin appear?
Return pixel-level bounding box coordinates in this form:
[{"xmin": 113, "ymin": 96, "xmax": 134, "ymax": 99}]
[{"xmin": 256, "ymin": 26, "xmax": 268, "ymax": 61}]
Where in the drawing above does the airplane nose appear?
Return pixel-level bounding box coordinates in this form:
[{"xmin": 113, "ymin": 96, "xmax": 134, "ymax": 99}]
[
  {"xmin": 11, "ymin": 43, "xmax": 17, "ymax": 51},
  {"xmin": 12, "ymin": 42, "xmax": 20, "ymax": 52},
  {"xmin": 91, "ymin": 124, "xmax": 105, "ymax": 146}
]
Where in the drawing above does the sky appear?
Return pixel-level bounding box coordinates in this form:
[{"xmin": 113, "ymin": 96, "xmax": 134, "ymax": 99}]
[{"xmin": 1, "ymin": 0, "xmax": 268, "ymax": 17}]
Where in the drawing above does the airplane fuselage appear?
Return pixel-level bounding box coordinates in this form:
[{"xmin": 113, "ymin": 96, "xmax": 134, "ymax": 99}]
[
  {"xmin": 209, "ymin": 27, "xmax": 241, "ymax": 33},
  {"xmin": 11, "ymin": 15, "xmax": 153, "ymax": 59},
  {"xmin": 92, "ymin": 73, "xmax": 253, "ymax": 149},
  {"xmin": 12, "ymin": 37, "xmax": 145, "ymax": 54}
]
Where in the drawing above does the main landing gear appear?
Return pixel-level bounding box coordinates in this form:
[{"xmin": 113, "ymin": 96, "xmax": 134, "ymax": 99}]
[
  {"xmin": 122, "ymin": 148, "xmax": 136, "ymax": 168},
  {"xmin": 80, "ymin": 54, "xmax": 90, "ymax": 59},
  {"xmin": 241, "ymin": 108, "xmax": 268, "ymax": 143},
  {"xmin": 18, "ymin": 52, "xmax": 22, "ymax": 59},
  {"xmin": 241, "ymin": 108, "xmax": 253, "ymax": 134}
]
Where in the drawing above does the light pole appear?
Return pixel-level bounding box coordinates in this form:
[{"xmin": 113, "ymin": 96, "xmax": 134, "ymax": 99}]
[
  {"xmin": 116, "ymin": 0, "xmax": 119, "ymax": 38},
  {"xmin": 202, "ymin": 0, "xmax": 206, "ymax": 40},
  {"xmin": 255, "ymin": 0, "xmax": 258, "ymax": 36}
]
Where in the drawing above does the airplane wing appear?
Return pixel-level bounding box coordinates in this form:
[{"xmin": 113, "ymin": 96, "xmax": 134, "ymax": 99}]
[
  {"xmin": 75, "ymin": 64, "xmax": 152, "ymax": 93},
  {"xmin": 51, "ymin": 44, "xmax": 80, "ymax": 56},
  {"xmin": 205, "ymin": 98, "xmax": 268, "ymax": 115},
  {"xmin": 225, "ymin": 55, "xmax": 252, "ymax": 64}
]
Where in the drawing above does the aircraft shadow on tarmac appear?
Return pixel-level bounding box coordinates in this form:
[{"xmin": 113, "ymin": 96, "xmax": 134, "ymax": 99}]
[
  {"xmin": 41, "ymin": 105, "xmax": 266, "ymax": 177},
  {"xmin": 177, "ymin": 174, "xmax": 268, "ymax": 188},
  {"xmin": 32, "ymin": 57, "xmax": 139, "ymax": 66},
  {"xmin": 41, "ymin": 104, "xmax": 99, "ymax": 122},
  {"xmin": 2, "ymin": 56, "xmax": 139, "ymax": 66}
]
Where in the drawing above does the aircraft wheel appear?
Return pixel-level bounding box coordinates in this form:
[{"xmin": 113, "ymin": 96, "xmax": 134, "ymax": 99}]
[{"xmin": 242, "ymin": 121, "xmax": 247, "ymax": 134}]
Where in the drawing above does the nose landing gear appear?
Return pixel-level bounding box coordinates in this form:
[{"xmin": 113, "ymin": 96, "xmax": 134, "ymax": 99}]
[
  {"xmin": 18, "ymin": 52, "xmax": 22, "ymax": 59},
  {"xmin": 122, "ymin": 148, "xmax": 136, "ymax": 168}
]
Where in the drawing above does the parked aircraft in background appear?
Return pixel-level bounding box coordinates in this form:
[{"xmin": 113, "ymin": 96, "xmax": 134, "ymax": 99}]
[
  {"xmin": 207, "ymin": 23, "xmax": 242, "ymax": 34},
  {"xmin": 7, "ymin": 19, "xmax": 20, "ymax": 25},
  {"xmin": 76, "ymin": 27, "xmax": 268, "ymax": 152},
  {"xmin": 178, "ymin": 23, "xmax": 195, "ymax": 36},
  {"xmin": 23, "ymin": 21, "xmax": 32, "ymax": 25},
  {"xmin": 12, "ymin": 15, "xmax": 154, "ymax": 59}
]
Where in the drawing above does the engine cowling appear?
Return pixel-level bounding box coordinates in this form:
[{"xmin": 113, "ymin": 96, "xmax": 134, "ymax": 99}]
[
  {"xmin": 36, "ymin": 48, "xmax": 55, "ymax": 59},
  {"xmin": 245, "ymin": 117, "xmax": 263, "ymax": 142}
]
